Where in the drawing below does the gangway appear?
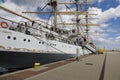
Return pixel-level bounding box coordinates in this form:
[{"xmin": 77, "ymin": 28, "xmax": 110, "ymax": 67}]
[{"xmin": 84, "ymin": 44, "xmax": 97, "ymax": 54}]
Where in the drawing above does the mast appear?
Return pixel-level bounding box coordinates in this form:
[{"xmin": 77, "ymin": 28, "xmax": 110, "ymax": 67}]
[
  {"xmin": 53, "ymin": 0, "xmax": 57, "ymax": 31},
  {"xmin": 58, "ymin": 0, "xmax": 98, "ymax": 36},
  {"xmin": 85, "ymin": 0, "xmax": 89, "ymax": 39},
  {"xmin": 75, "ymin": 0, "xmax": 80, "ymax": 34},
  {"xmin": 48, "ymin": 0, "xmax": 57, "ymax": 31},
  {"xmin": 21, "ymin": 0, "xmax": 98, "ymax": 35}
]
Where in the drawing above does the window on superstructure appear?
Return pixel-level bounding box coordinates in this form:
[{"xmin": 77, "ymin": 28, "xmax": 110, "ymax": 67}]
[
  {"xmin": 39, "ymin": 42, "xmax": 41, "ymax": 44},
  {"xmin": 7, "ymin": 36, "xmax": 11, "ymax": 39}
]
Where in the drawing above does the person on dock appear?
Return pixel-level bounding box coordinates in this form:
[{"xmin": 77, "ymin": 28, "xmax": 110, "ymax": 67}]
[{"xmin": 76, "ymin": 56, "xmax": 80, "ymax": 61}]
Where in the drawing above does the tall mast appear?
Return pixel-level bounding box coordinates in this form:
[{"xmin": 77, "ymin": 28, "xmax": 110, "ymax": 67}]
[
  {"xmin": 21, "ymin": 0, "xmax": 98, "ymax": 34},
  {"xmin": 75, "ymin": 0, "xmax": 80, "ymax": 34},
  {"xmin": 58, "ymin": 0, "xmax": 98, "ymax": 36},
  {"xmin": 48, "ymin": 0, "xmax": 57, "ymax": 31},
  {"xmin": 85, "ymin": 0, "xmax": 89, "ymax": 39}
]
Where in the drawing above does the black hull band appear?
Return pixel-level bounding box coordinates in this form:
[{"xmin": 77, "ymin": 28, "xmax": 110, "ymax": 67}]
[{"xmin": 0, "ymin": 51, "xmax": 75, "ymax": 69}]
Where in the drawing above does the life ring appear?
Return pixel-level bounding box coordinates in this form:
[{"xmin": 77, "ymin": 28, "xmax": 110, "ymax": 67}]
[{"xmin": 0, "ymin": 22, "xmax": 8, "ymax": 28}]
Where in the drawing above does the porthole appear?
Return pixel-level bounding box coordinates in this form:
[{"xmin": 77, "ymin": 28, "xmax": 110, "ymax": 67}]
[
  {"xmin": 39, "ymin": 42, "xmax": 41, "ymax": 44},
  {"xmin": 24, "ymin": 39, "xmax": 26, "ymax": 41},
  {"xmin": 7, "ymin": 36, "xmax": 11, "ymax": 39},
  {"xmin": 28, "ymin": 40, "xmax": 30, "ymax": 42},
  {"xmin": 13, "ymin": 37, "xmax": 16, "ymax": 40}
]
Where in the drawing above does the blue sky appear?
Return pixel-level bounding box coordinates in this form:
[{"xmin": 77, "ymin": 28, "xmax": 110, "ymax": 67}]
[
  {"xmin": 88, "ymin": 0, "xmax": 120, "ymax": 50},
  {"xmin": 97, "ymin": 0, "xmax": 119, "ymax": 11}
]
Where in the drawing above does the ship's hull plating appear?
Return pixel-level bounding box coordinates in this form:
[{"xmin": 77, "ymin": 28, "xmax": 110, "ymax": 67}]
[{"xmin": 0, "ymin": 51, "xmax": 75, "ymax": 70}]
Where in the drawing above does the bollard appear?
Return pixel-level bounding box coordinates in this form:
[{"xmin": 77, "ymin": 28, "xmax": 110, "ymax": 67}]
[
  {"xmin": 98, "ymin": 48, "xmax": 104, "ymax": 54},
  {"xmin": 34, "ymin": 63, "xmax": 40, "ymax": 69}
]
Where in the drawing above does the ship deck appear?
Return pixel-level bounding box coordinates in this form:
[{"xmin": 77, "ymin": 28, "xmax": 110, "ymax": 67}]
[{"xmin": 0, "ymin": 51, "xmax": 120, "ymax": 80}]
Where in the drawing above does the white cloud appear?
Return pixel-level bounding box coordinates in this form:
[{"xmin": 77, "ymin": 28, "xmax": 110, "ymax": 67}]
[
  {"xmin": 106, "ymin": 28, "xmax": 118, "ymax": 33},
  {"xmin": 94, "ymin": 37, "xmax": 120, "ymax": 50},
  {"xmin": 88, "ymin": 6, "xmax": 120, "ymax": 50},
  {"xmin": 98, "ymin": 0, "xmax": 104, "ymax": 3},
  {"xmin": 89, "ymin": 5, "xmax": 120, "ymax": 24},
  {"xmin": 116, "ymin": 0, "xmax": 120, "ymax": 3},
  {"xmin": 0, "ymin": 0, "xmax": 39, "ymax": 21},
  {"xmin": 99, "ymin": 6, "xmax": 120, "ymax": 23},
  {"xmin": 88, "ymin": 6, "xmax": 120, "ymax": 34},
  {"xmin": 100, "ymin": 24, "xmax": 109, "ymax": 28},
  {"xmin": 116, "ymin": 36, "xmax": 120, "ymax": 40}
]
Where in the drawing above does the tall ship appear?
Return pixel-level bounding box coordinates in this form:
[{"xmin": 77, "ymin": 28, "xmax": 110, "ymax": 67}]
[{"xmin": 0, "ymin": 0, "xmax": 97, "ymax": 73}]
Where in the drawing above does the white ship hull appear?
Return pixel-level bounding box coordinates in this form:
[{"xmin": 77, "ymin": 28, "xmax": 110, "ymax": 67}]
[
  {"xmin": 0, "ymin": 28, "xmax": 93, "ymax": 73},
  {"xmin": 0, "ymin": 28, "xmax": 85, "ymax": 54}
]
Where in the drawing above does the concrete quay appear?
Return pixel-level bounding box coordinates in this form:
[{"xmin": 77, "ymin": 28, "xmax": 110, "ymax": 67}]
[{"xmin": 1, "ymin": 52, "xmax": 120, "ymax": 80}]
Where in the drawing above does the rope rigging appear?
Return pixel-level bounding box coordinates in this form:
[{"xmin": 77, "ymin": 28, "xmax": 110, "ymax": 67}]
[{"xmin": 0, "ymin": 0, "xmax": 98, "ymax": 54}]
